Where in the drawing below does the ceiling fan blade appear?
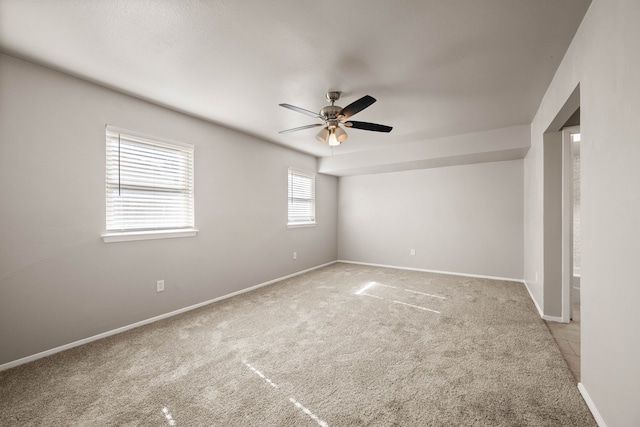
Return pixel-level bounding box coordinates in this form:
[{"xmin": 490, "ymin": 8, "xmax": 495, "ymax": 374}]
[
  {"xmin": 279, "ymin": 103, "xmax": 322, "ymax": 119},
  {"xmin": 344, "ymin": 121, "xmax": 393, "ymax": 133},
  {"xmin": 279, "ymin": 123, "xmax": 323, "ymax": 134},
  {"xmin": 340, "ymin": 95, "xmax": 376, "ymax": 119}
]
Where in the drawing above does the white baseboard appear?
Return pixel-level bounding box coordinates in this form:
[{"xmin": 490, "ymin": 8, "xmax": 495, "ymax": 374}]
[
  {"xmin": 338, "ymin": 260, "xmax": 566, "ymax": 323},
  {"xmin": 522, "ymin": 279, "xmax": 565, "ymax": 322},
  {"xmin": 0, "ymin": 261, "xmax": 337, "ymax": 372},
  {"xmin": 523, "ymin": 279, "xmax": 545, "ymax": 318},
  {"xmin": 336, "ymin": 261, "xmax": 563, "ymax": 324},
  {"xmin": 336, "ymin": 260, "xmax": 524, "ymax": 283},
  {"xmin": 578, "ymin": 383, "xmax": 608, "ymax": 427}
]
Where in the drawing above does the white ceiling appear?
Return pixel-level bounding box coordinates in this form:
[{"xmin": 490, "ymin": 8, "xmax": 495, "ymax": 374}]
[{"xmin": 0, "ymin": 0, "xmax": 590, "ymax": 158}]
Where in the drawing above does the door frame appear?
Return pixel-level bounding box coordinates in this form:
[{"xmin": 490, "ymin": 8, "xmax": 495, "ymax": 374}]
[
  {"xmin": 561, "ymin": 125, "xmax": 580, "ymax": 323},
  {"xmin": 542, "ymin": 84, "xmax": 579, "ymax": 322}
]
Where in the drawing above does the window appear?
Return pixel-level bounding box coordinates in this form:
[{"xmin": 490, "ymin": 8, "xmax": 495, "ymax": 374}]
[
  {"xmin": 288, "ymin": 168, "xmax": 316, "ymax": 227},
  {"xmin": 103, "ymin": 126, "xmax": 196, "ymax": 242}
]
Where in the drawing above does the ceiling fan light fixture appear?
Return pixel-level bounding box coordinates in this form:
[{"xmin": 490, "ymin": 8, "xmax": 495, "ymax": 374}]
[
  {"xmin": 328, "ymin": 132, "xmax": 339, "ymax": 146},
  {"xmin": 328, "ymin": 127, "xmax": 347, "ymax": 146},
  {"xmin": 316, "ymin": 127, "xmax": 330, "ymax": 143}
]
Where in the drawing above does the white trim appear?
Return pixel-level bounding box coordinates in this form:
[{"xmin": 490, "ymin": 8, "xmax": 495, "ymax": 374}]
[
  {"xmin": 287, "ymin": 222, "xmax": 317, "ymax": 228},
  {"xmin": 336, "ymin": 260, "xmax": 523, "ymax": 283},
  {"xmin": 102, "ymin": 229, "xmax": 198, "ymax": 243},
  {"xmin": 578, "ymin": 383, "xmax": 608, "ymax": 427},
  {"xmin": 0, "ymin": 261, "xmax": 337, "ymax": 372},
  {"xmin": 522, "ymin": 279, "xmax": 566, "ymax": 322},
  {"xmin": 542, "ymin": 314, "xmax": 565, "ymax": 322},
  {"xmin": 336, "ymin": 260, "xmax": 568, "ymax": 322},
  {"xmin": 561, "ymin": 126, "xmax": 579, "ymax": 323},
  {"xmin": 287, "ymin": 167, "xmax": 316, "ymax": 179},
  {"xmin": 106, "ymin": 125, "xmax": 193, "ymax": 150},
  {"xmin": 523, "ymin": 280, "xmax": 545, "ymax": 318}
]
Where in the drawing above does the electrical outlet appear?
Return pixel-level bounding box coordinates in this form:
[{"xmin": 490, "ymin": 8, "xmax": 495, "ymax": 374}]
[
  {"xmin": 157, "ymin": 280, "xmax": 165, "ymax": 292},
  {"xmin": 410, "ymin": 249, "xmax": 416, "ymax": 256},
  {"xmin": 293, "ymin": 252, "xmax": 297, "ymax": 260}
]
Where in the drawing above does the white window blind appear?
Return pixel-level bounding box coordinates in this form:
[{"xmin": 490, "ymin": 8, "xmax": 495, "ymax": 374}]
[
  {"xmin": 105, "ymin": 127, "xmax": 194, "ymax": 233},
  {"xmin": 288, "ymin": 168, "xmax": 316, "ymax": 226}
]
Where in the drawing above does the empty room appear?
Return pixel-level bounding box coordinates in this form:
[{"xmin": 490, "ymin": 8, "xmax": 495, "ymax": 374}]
[{"xmin": 1, "ymin": 1, "xmax": 638, "ymax": 426}]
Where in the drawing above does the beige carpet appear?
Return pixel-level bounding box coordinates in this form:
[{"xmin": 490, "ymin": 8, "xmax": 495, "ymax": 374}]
[{"xmin": 0, "ymin": 263, "xmax": 596, "ymax": 426}]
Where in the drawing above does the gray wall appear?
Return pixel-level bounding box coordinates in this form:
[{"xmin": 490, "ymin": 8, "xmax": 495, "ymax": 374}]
[
  {"xmin": 0, "ymin": 54, "xmax": 338, "ymax": 365},
  {"xmin": 338, "ymin": 160, "xmax": 524, "ymax": 280},
  {"xmin": 525, "ymin": 0, "xmax": 640, "ymax": 424}
]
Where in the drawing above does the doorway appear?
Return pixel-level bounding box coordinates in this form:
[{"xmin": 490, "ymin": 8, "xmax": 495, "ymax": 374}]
[
  {"xmin": 546, "ymin": 125, "xmax": 582, "ymax": 381},
  {"xmin": 542, "ymin": 86, "xmax": 582, "ymax": 380},
  {"xmin": 562, "ymin": 125, "xmax": 581, "ymax": 322},
  {"xmin": 542, "ymin": 84, "xmax": 580, "ymax": 322}
]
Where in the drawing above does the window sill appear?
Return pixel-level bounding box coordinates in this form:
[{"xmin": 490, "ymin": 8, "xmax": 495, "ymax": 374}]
[
  {"xmin": 287, "ymin": 222, "xmax": 317, "ymax": 229},
  {"xmin": 102, "ymin": 229, "xmax": 198, "ymax": 243}
]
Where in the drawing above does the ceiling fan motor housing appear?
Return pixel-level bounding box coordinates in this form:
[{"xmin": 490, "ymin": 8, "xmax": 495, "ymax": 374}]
[{"xmin": 320, "ymin": 105, "xmax": 342, "ymax": 125}]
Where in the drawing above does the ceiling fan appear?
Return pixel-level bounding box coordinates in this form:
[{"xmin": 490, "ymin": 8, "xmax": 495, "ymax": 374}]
[{"xmin": 279, "ymin": 91, "xmax": 392, "ymax": 146}]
